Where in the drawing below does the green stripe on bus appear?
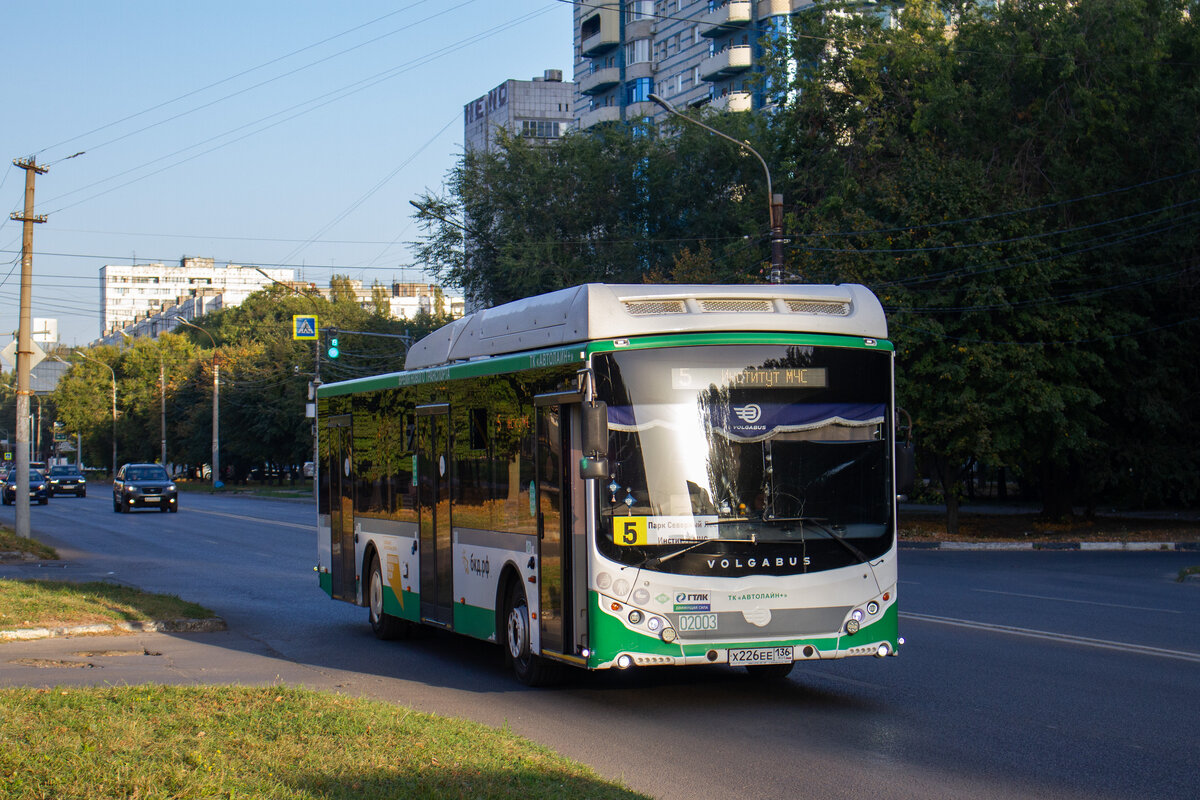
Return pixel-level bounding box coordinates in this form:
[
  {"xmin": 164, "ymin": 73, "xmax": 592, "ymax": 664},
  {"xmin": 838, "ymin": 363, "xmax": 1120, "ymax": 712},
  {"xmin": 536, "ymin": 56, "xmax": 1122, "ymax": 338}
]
[
  {"xmin": 454, "ymin": 602, "xmax": 497, "ymax": 642},
  {"xmin": 588, "ymin": 592, "xmax": 684, "ymax": 664},
  {"xmin": 317, "ymin": 332, "xmax": 892, "ymax": 397}
]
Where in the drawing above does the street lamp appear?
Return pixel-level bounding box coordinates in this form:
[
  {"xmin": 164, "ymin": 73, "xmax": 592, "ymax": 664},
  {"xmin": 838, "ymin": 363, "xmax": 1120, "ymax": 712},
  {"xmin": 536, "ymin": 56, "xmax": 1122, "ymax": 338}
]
[
  {"xmin": 117, "ymin": 330, "xmax": 166, "ymax": 465},
  {"xmin": 55, "ymin": 353, "xmax": 117, "ymax": 478},
  {"xmin": 176, "ymin": 318, "xmax": 221, "ymax": 489},
  {"xmin": 648, "ymin": 93, "xmax": 787, "ymax": 284}
]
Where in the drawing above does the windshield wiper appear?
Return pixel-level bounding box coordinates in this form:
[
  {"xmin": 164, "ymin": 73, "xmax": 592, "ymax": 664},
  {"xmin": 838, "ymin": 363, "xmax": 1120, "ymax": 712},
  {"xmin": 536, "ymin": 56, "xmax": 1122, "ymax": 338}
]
[
  {"xmin": 638, "ymin": 535, "xmax": 757, "ymax": 569},
  {"xmin": 780, "ymin": 516, "xmax": 870, "ymax": 564}
]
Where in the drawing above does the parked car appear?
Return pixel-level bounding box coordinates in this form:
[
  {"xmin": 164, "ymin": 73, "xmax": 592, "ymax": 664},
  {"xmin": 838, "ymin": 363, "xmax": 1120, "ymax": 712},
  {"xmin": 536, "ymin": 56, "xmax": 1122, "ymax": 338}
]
[
  {"xmin": 47, "ymin": 464, "xmax": 87, "ymax": 497},
  {"xmin": 113, "ymin": 463, "xmax": 178, "ymax": 513},
  {"xmin": 3, "ymin": 468, "xmax": 48, "ymax": 505}
]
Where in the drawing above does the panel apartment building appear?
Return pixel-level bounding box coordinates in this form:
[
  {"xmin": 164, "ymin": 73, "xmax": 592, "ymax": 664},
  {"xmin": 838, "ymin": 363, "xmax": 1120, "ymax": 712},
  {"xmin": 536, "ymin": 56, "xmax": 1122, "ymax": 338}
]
[
  {"xmin": 464, "ymin": 69, "xmax": 577, "ymax": 153},
  {"xmin": 573, "ymin": 1, "xmax": 813, "ymax": 128},
  {"xmin": 98, "ymin": 257, "xmax": 294, "ymax": 337}
]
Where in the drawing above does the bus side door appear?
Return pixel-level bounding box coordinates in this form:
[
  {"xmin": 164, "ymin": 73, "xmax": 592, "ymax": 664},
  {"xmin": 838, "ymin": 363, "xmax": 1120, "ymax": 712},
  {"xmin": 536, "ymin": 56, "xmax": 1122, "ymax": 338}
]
[
  {"xmin": 535, "ymin": 395, "xmax": 588, "ymax": 661},
  {"xmin": 324, "ymin": 414, "xmax": 355, "ymax": 602},
  {"xmin": 417, "ymin": 403, "xmax": 453, "ymax": 626}
]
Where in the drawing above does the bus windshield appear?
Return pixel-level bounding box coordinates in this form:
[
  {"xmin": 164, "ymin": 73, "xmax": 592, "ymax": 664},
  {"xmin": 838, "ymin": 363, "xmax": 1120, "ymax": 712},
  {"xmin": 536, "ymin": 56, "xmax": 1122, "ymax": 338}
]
[{"xmin": 593, "ymin": 344, "xmax": 894, "ymax": 575}]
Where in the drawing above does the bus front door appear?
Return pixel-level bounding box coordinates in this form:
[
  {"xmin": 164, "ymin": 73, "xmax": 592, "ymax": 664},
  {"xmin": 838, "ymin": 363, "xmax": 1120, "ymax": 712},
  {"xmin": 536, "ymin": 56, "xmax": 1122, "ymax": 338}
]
[
  {"xmin": 325, "ymin": 415, "xmax": 355, "ymax": 602},
  {"xmin": 535, "ymin": 396, "xmax": 587, "ymax": 662},
  {"xmin": 417, "ymin": 404, "xmax": 453, "ymax": 626}
]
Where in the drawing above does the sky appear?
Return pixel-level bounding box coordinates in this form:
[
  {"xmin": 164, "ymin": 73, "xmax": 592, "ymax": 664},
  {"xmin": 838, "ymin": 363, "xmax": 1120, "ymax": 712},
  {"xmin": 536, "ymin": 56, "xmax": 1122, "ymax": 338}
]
[{"xmin": 0, "ymin": 0, "xmax": 575, "ymax": 347}]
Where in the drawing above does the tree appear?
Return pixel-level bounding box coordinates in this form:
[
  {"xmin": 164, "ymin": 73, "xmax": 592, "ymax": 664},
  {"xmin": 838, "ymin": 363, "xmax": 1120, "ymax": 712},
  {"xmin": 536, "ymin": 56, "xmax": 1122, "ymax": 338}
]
[
  {"xmin": 764, "ymin": 0, "xmax": 1200, "ymax": 525},
  {"xmin": 412, "ymin": 120, "xmax": 776, "ymax": 308}
]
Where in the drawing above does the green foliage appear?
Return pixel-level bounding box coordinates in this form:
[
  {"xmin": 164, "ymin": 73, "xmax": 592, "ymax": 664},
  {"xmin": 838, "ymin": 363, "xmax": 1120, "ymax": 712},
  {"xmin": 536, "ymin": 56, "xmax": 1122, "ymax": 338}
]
[
  {"xmin": 49, "ymin": 284, "xmax": 450, "ymax": 479},
  {"xmin": 771, "ymin": 0, "xmax": 1200, "ymax": 519},
  {"xmin": 412, "ymin": 120, "xmax": 775, "ymax": 306}
]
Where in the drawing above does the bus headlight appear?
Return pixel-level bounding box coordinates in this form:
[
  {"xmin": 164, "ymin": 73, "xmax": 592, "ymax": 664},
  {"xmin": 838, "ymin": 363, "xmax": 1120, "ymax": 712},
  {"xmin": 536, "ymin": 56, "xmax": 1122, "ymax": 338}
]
[
  {"xmin": 628, "ymin": 609, "xmax": 643, "ymax": 625},
  {"xmin": 661, "ymin": 627, "xmax": 677, "ymax": 643},
  {"xmin": 845, "ymin": 619, "xmax": 860, "ymax": 635},
  {"xmin": 647, "ymin": 616, "xmax": 662, "ymax": 632},
  {"xmin": 867, "ymin": 601, "xmax": 880, "ymax": 615}
]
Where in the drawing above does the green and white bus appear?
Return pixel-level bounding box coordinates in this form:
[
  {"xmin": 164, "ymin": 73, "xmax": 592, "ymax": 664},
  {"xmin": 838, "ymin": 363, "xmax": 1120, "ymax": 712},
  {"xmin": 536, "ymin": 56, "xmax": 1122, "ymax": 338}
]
[{"xmin": 316, "ymin": 283, "xmax": 903, "ymax": 684}]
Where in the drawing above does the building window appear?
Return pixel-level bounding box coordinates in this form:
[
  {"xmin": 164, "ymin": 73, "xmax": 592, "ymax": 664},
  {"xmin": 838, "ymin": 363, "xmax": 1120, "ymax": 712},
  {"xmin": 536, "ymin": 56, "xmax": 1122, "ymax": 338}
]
[
  {"xmin": 625, "ymin": 77, "xmax": 654, "ymax": 104},
  {"xmin": 625, "ymin": 38, "xmax": 651, "ymax": 64},
  {"xmin": 521, "ymin": 119, "xmax": 563, "ymax": 139},
  {"xmin": 626, "ymin": 0, "xmax": 653, "ymax": 22}
]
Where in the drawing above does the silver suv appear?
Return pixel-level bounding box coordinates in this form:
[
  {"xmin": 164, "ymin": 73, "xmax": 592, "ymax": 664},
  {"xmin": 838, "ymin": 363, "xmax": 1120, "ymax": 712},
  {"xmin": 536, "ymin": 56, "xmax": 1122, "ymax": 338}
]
[{"xmin": 113, "ymin": 463, "xmax": 178, "ymax": 513}]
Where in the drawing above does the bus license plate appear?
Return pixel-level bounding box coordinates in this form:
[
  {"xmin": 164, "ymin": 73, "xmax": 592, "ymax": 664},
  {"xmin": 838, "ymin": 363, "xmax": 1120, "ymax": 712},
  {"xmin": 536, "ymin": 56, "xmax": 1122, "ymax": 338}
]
[{"xmin": 728, "ymin": 647, "xmax": 793, "ymax": 666}]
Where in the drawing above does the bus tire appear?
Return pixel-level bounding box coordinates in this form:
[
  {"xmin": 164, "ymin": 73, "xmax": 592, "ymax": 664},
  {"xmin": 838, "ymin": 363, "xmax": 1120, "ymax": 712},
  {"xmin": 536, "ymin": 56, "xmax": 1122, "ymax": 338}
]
[
  {"xmin": 503, "ymin": 582, "xmax": 558, "ymax": 686},
  {"xmin": 367, "ymin": 553, "xmax": 407, "ymax": 640},
  {"xmin": 745, "ymin": 662, "xmax": 795, "ymax": 680}
]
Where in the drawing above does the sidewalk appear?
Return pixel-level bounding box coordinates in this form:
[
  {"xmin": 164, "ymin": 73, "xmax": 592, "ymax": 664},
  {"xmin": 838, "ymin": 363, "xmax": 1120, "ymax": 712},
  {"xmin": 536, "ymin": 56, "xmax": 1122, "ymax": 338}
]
[
  {"xmin": 0, "ymin": 629, "xmax": 346, "ymax": 690},
  {"xmin": 901, "ymin": 539, "xmax": 1200, "ymax": 551}
]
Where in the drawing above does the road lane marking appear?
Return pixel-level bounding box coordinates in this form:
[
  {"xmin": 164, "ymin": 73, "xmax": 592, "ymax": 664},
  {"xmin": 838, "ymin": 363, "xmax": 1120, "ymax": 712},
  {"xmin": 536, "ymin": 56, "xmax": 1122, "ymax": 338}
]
[
  {"xmin": 974, "ymin": 588, "xmax": 1182, "ymax": 614},
  {"xmin": 187, "ymin": 508, "xmax": 310, "ymax": 531},
  {"xmin": 901, "ymin": 612, "xmax": 1200, "ymax": 664}
]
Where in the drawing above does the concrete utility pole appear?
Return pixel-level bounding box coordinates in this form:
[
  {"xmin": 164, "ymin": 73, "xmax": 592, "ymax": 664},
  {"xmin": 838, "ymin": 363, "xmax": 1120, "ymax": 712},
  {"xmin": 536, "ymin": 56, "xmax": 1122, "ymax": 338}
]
[{"xmin": 10, "ymin": 158, "xmax": 47, "ymax": 538}]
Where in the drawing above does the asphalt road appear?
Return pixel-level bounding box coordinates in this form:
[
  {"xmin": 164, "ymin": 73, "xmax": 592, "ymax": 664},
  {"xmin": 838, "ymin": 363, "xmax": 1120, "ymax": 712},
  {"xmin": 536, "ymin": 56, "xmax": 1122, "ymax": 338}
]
[{"xmin": 2, "ymin": 489, "xmax": 1197, "ymax": 800}]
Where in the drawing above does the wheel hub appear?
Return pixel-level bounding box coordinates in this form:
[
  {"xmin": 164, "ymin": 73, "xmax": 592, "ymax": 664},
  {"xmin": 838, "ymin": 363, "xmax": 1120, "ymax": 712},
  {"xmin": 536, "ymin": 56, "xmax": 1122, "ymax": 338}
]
[{"xmin": 507, "ymin": 604, "xmax": 528, "ymax": 660}]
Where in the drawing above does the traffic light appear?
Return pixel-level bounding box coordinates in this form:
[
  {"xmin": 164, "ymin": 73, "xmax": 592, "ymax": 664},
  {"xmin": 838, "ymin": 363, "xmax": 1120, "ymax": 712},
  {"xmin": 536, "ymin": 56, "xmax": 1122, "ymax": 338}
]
[{"xmin": 327, "ymin": 337, "xmax": 340, "ymax": 359}]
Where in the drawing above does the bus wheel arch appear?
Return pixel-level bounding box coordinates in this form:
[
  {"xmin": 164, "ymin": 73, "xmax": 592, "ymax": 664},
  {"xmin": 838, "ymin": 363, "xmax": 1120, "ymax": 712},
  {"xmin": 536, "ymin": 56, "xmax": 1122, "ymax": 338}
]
[
  {"xmin": 494, "ymin": 563, "xmax": 523, "ymax": 650},
  {"xmin": 364, "ymin": 546, "xmax": 409, "ymax": 641},
  {"xmin": 499, "ymin": 571, "xmax": 560, "ymax": 686}
]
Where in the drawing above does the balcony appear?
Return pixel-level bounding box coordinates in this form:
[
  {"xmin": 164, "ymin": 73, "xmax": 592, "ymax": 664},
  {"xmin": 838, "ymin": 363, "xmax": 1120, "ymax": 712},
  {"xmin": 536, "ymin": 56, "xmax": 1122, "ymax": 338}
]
[
  {"xmin": 699, "ymin": 45, "xmax": 753, "ymax": 82},
  {"xmin": 578, "ymin": 66, "xmax": 620, "ymax": 96},
  {"xmin": 709, "ymin": 91, "xmax": 753, "ymax": 113},
  {"xmin": 580, "ymin": 5, "xmax": 620, "ymax": 57},
  {"xmin": 699, "ymin": 1, "xmax": 752, "ymax": 38},
  {"xmin": 578, "ymin": 105, "xmax": 621, "ymax": 129}
]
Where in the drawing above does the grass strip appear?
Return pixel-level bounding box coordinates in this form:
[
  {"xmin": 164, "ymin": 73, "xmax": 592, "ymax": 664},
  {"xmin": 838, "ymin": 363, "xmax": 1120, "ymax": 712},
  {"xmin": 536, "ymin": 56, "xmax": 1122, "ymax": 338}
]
[
  {"xmin": 0, "ymin": 529, "xmax": 56, "ymax": 561},
  {"xmin": 0, "ymin": 685, "xmax": 646, "ymax": 800},
  {"xmin": 0, "ymin": 579, "xmax": 214, "ymax": 631}
]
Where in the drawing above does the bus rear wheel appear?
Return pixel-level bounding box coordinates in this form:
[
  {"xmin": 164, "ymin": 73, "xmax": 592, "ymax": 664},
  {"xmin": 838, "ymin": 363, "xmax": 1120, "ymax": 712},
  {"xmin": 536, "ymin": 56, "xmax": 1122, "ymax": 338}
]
[
  {"xmin": 367, "ymin": 553, "xmax": 408, "ymax": 640},
  {"xmin": 503, "ymin": 582, "xmax": 558, "ymax": 686}
]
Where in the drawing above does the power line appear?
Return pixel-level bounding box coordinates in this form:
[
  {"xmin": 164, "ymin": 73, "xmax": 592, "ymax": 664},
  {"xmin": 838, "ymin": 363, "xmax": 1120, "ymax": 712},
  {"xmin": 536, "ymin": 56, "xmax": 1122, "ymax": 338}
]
[
  {"xmin": 39, "ymin": 5, "xmax": 557, "ymax": 217},
  {"xmin": 35, "ymin": 0, "xmax": 455, "ymax": 159}
]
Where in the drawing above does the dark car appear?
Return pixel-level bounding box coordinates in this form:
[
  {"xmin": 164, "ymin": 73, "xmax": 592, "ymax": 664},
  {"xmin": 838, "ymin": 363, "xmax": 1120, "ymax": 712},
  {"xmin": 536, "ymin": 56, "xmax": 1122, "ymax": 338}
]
[
  {"xmin": 3, "ymin": 468, "xmax": 49, "ymax": 505},
  {"xmin": 113, "ymin": 463, "xmax": 178, "ymax": 513},
  {"xmin": 47, "ymin": 464, "xmax": 87, "ymax": 497}
]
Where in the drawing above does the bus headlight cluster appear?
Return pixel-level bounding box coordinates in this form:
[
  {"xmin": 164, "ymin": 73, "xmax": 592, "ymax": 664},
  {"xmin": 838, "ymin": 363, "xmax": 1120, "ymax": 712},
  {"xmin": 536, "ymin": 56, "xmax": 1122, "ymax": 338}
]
[{"xmin": 845, "ymin": 608, "xmax": 865, "ymax": 635}]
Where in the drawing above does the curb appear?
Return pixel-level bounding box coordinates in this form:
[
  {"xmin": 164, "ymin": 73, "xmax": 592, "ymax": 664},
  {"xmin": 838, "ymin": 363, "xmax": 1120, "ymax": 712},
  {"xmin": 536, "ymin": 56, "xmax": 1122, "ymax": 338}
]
[
  {"xmin": 0, "ymin": 617, "xmax": 227, "ymax": 642},
  {"xmin": 901, "ymin": 541, "xmax": 1200, "ymax": 552}
]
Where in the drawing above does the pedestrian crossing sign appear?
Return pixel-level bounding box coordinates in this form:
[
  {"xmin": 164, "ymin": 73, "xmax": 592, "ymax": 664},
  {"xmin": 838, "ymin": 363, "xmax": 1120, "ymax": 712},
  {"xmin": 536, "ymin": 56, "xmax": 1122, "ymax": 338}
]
[{"xmin": 293, "ymin": 315, "xmax": 319, "ymax": 340}]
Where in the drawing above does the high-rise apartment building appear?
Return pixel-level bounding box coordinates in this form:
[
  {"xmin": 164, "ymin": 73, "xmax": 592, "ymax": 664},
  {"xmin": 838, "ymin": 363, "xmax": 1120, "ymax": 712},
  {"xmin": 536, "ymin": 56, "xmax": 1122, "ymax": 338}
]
[
  {"xmin": 573, "ymin": 1, "xmax": 812, "ymax": 129},
  {"xmin": 98, "ymin": 257, "xmax": 294, "ymax": 336},
  {"xmin": 464, "ymin": 69, "xmax": 577, "ymax": 153}
]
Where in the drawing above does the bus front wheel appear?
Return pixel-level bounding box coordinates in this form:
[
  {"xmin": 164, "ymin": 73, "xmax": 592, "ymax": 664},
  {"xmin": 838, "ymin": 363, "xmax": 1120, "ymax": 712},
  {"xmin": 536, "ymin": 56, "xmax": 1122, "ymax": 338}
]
[
  {"xmin": 367, "ymin": 553, "xmax": 408, "ymax": 640},
  {"xmin": 503, "ymin": 582, "xmax": 558, "ymax": 686}
]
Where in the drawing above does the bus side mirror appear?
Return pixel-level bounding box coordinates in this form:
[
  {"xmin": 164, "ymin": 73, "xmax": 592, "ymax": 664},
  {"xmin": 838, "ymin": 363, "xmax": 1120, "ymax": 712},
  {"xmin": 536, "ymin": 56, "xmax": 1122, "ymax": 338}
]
[{"xmin": 580, "ymin": 401, "xmax": 609, "ymax": 479}]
